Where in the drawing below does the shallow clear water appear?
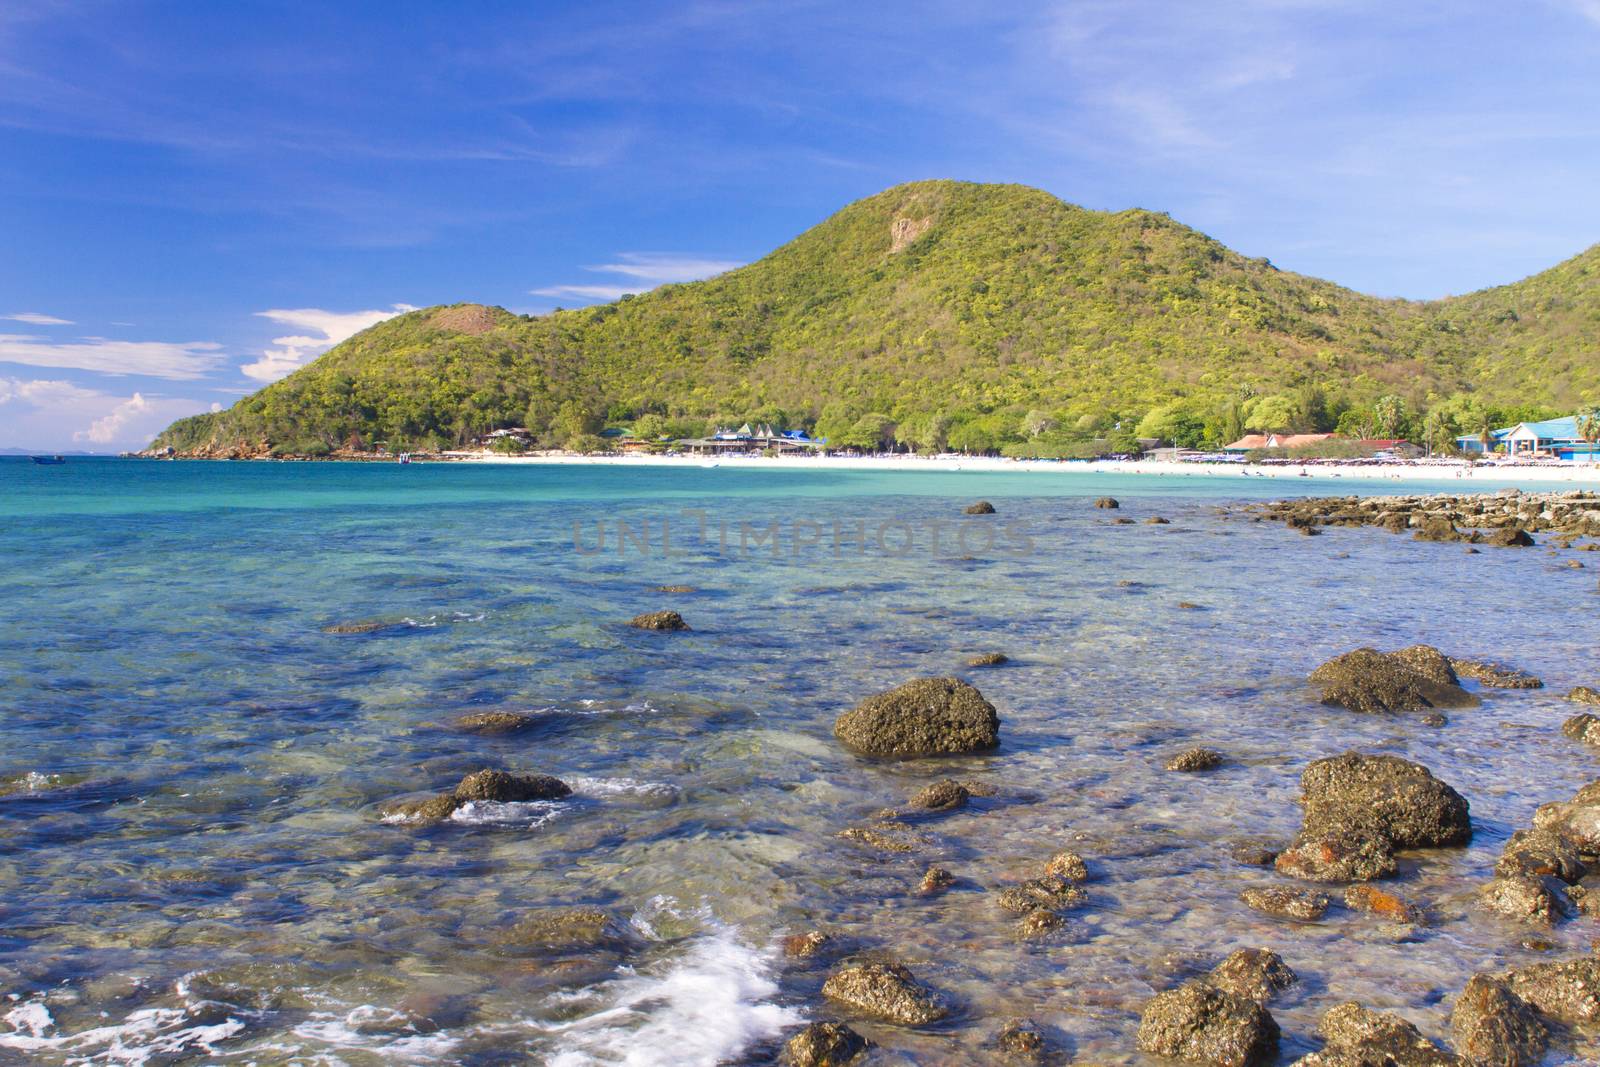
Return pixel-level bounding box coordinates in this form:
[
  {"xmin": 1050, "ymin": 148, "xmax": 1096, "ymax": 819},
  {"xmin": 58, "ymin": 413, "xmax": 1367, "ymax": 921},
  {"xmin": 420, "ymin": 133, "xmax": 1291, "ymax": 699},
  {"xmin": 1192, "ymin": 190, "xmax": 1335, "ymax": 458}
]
[{"xmin": 3, "ymin": 457, "xmax": 1600, "ymax": 1065}]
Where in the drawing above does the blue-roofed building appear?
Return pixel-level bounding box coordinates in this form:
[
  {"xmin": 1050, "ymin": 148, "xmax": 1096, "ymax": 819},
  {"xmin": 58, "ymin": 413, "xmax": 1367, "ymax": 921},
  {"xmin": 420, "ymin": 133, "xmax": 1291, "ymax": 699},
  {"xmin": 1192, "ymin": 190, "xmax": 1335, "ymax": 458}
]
[{"xmin": 1456, "ymin": 415, "xmax": 1599, "ymax": 460}]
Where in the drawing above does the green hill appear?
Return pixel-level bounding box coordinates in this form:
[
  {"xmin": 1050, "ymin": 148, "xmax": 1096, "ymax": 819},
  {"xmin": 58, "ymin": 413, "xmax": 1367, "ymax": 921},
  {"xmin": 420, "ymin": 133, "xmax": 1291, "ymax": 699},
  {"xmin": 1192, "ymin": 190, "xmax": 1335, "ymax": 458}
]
[{"xmin": 150, "ymin": 180, "xmax": 1600, "ymax": 456}]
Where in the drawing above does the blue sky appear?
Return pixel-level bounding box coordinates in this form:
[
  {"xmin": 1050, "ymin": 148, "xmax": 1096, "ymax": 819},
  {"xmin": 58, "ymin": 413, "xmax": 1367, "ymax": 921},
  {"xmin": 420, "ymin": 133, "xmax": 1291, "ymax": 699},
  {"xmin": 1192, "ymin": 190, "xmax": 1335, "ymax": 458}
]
[{"xmin": 4, "ymin": 0, "xmax": 1600, "ymax": 450}]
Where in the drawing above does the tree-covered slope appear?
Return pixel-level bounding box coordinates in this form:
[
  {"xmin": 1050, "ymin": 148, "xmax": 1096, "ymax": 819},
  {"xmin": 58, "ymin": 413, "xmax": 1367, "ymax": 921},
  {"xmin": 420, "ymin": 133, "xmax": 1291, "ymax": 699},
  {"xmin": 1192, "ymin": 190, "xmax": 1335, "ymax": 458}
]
[{"xmin": 150, "ymin": 180, "xmax": 1598, "ymax": 455}]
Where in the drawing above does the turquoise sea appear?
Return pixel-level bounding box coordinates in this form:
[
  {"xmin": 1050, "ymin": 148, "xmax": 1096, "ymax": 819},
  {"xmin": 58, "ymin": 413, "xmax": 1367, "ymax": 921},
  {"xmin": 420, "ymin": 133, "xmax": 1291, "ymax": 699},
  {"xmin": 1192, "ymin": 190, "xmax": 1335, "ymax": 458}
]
[{"xmin": 3, "ymin": 458, "xmax": 1600, "ymax": 1064}]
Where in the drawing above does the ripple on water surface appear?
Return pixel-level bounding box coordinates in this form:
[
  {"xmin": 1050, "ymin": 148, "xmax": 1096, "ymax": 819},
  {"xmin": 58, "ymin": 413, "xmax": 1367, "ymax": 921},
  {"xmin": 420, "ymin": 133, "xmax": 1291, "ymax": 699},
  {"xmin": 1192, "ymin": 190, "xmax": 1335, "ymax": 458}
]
[{"xmin": 3, "ymin": 460, "xmax": 1600, "ymax": 1063}]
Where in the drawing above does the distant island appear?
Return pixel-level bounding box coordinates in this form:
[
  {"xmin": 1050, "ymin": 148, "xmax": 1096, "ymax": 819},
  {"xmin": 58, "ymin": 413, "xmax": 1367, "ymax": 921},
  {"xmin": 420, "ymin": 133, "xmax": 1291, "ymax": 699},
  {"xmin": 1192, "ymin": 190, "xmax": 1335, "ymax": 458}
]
[{"xmin": 149, "ymin": 180, "xmax": 1600, "ymax": 460}]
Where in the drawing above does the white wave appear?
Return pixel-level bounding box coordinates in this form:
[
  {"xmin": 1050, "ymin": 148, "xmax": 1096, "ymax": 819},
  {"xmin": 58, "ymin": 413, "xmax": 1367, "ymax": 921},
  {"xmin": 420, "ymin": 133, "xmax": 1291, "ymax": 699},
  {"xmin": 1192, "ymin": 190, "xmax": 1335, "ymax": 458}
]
[
  {"xmin": 0, "ymin": 997, "xmax": 247, "ymax": 1065},
  {"xmin": 290, "ymin": 1006, "xmax": 461, "ymax": 1063},
  {"xmin": 399, "ymin": 611, "xmax": 486, "ymax": 628},
  {"xmin": 538, "ymin": 924, "xmax": 799, "ymax": 1067},
  {"xmin": 447, "ymin": 798, "xmax": 566, "ymax": 827},
  {"xmin": 567, "ymin": 776, "xmax": 680, "ymax": 803}
]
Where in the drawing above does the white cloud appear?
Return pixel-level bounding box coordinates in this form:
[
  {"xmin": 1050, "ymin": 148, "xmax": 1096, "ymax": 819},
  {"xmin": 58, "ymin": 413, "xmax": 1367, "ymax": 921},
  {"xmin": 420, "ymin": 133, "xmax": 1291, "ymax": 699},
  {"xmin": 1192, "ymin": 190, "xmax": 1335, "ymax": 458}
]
[
  {"xmin": 531, "ymin": 251, "xmax": 742, "ymax": 306},
  {"xmin": 2, "ymin": 312, "xmax": 73, "ymax": 325},
  {"xmin": 1564, "ymin": 0, "xmax": 1600, "ymax": 26},
  {"xmin": 240, "ymin": 304, "xmax": 416, "ymax": 383},
  {"xmin": 0, "ymin": 376, "xmax": 207, "ymax": 451},
  {"xmin": 76, "ymin": 392, "xmax": 150, "ymax": 443},
  {"xmin": 0, "ymin": 334, "xmax": 223, "ymax": 379}
]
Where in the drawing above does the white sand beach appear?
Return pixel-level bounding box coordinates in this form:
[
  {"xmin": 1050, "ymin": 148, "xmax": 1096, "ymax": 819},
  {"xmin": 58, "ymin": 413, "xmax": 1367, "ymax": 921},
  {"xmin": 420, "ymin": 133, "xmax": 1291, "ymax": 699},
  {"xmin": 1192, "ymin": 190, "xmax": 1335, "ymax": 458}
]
[{"xmin": 446, "ymin": 449, "xmax": 1600, "ymax": 485}]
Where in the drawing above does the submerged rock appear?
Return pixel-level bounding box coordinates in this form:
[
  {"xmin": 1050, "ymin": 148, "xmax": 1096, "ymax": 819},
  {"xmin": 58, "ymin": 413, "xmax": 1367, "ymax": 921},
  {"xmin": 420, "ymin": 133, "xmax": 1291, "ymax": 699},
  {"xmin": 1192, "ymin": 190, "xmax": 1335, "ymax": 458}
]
[
  {"xmin": 1343, "ymin": 884, "xmax": 1425, "ymax": 925},
  {"xmin": 503, "ymin": 908, "xmax": 632, "ymax": 953},
  {"xmin": 1136, "ymin": 981, "xmax": 1280, "ymax": 1066},
  {"xmin": 321, "ymin": 619, "xmax": 391, "ymax": 634},
  {"xmin": 997, "ymin": 1017, "xmax": 1047, "ymax": 1058},
  {"xmin": 917, "ymin": 866, "xmax": 955, "ymax": 895},
  {"xmin": 833, "ymin": 677, "xmax": 1000, "ymax": 757},
  {"xmin": 1449, "ymin": 657, "xmax": 1542, "ymax": 689},
  {"xmin": 1240, "ymin": 885, "xmax": 1329, "ymax": 922},
  {"xmin": 783, "ymin": 930, "xmax": 834, "ymax": 959},
  {"xmin": 782, "ymin": 1021, "xmax": 867, "ymax": 1067},
  {"xmin": 1015, "ymin": 908, "xmax": 1065, "ymax": 940},
  {"xmin": 995, "ymin": 878, "xmax": 1087, "ymax": 914},
  {"xmin": 838, "ymin": 822, "xmax": 921, "ymax": 853},
  {"xmin": 1310, "ymin": 647, "xmax": 1475, "ymax": 714},
  {"xmin": 1293, "ymin": 1002, "xmax": 1458, "ymax": 1066},
  {"xmin": 965, "ymin": 500, "xmax": 997, "ymax": 515},
  {"xmin": 454, "ymin": 710, "xmax": 537, "ymax": 735},
  {"xmin": 967, "ymin": 651, "xmax": 1009, "ymax": 667},
  {"xmin": 1166, "ymin": 747, "xmax": 1226, "ymax": 772},
  {"xmin": 628, "ymin": 610, "xmax": 689, "ymax": 631},
  {"xmin": 655, "ymin": 584, "xmax": 696, "ymax": 593},
  {"xmin": 1275, "ymin": 832, "xmax": 1398, "ymax": 884},
  {"xmin": 1566, "ymin": 686, "xmax": 1600, "ymax": 707},
  {"xmin": 1298, "ymin": 752, "xmax": 1471, "ymax": 848},
  {"xmin": 1450, "ymin": 975, "xmax": 1546, "ymax": 1067},
  {"xmin": 1206, "ymin": 948, "xmax": 1297, "ymax": 1004},
  {"xmin": 821, "ymin": 960, "xmax": 947, "ymax": 1025}
]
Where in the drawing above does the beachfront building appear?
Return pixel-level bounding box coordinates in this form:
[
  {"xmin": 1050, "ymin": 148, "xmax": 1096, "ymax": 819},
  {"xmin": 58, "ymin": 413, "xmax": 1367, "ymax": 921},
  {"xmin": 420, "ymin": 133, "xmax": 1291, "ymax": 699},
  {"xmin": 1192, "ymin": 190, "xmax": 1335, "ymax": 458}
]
[
  {"xmin": 1222, "ymin": 432, "xmax": 1338, "ymax": 453},
  {"xmin": 678, "ymin": 424, "xmax": 824, "ymax": 456},
  {"xmin": 1455, "ymin": 416, "xmax": 1599, "ymax": 460}
]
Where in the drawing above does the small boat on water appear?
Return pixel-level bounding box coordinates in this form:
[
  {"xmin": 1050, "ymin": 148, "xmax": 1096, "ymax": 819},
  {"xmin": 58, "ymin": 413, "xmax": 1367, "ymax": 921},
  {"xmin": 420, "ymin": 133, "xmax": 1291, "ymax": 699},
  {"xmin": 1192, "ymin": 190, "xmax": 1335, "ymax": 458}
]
[{"xmin": 29, "ymin": 455, "xmax": 66, "ymax": 465}]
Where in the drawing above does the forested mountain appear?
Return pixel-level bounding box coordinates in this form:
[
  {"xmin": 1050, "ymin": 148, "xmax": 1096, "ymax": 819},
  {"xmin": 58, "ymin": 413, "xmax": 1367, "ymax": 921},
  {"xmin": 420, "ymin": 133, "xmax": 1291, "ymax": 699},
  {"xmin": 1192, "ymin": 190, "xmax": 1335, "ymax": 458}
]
[{"xmin": 151, "ymin": 180, "xmax": 1600, "ymax": 456}]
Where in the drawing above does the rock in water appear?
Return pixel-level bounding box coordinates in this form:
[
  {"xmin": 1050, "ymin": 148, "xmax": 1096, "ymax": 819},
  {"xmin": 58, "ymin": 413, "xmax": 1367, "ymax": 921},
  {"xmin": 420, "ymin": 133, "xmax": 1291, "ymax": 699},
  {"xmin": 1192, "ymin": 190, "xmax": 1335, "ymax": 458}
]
[
  {"xmin": 821, "ymin": 961, "xmax": 947, "ymax": 1025},
  {"xmin": 997, "ymin": 1018, "xmax": 1047, "ymax": 1058},
  {"xmin": 454, "ymin": 769, "xmax": 571, "ymax": 802},
  {"xmin": 1343, "ymin": 884, "xmax": 1426, "ymax": 925},
  {"xmin": 1207, "ymin": 948, "xmax": 1297, "ymax": 1004},
  {"xmin": 1094, "ymin": 497, "xmax": 1120, "ymax": 509},
  {"xmin": 833, "ymin": 677, "xmax": 1000, "ymax": 757},
  {"xmin": 1294, "ymin": 1002, "xmax": 1457, "ymax": 1066},
  {"xmin": 1136, "ymin": 981, "xmax": 1280, "ymax": 1066},
  {"xmin": 1275, "ymin": 832, "xmax": 1398, "ymax": 883},
  {"xmin": 964, "ymin": 500, "xmax": 996, "ymax": 514},
  {"xmin": 1310, "ymin": 647, "xmax": 1475, "ymax": 714},
  {"xmin": 1298, "ymin": 752, "xmax": 1471, "ymax": 848},
  {"xmin": 781, "ymin": 1021, "xmax": 868, "ymax": 1066},
  {"xmin": 502, "ymin": 908, "xmax": 632, "ymax": 953},
  {"xmin": 1478, "ymin": 876, "xmax": 1571, "ymax": 926},
  {"xmin": 967, "ymin": 651, "xmax": 1009, "ymax": 667},
  {"xmin": 1566, "ymin": 686, "xmax": 1600, "ymax": 706},
  {"xmin": 1450, "ymin": 975, "xmax": 1546, "ymax": 1067},
  {"xmin": 908, "ymin": 779, "xmax": 970, "ymax": 811},
  {"xmin": 1449, "ymin": 657, "xmax": 1542, "ymax": 688},
  {"xmin": 1166, "ymin": 747, "xmax": 1226, "ymax": 772},
  {"xmin": 1240, "ymin": 886, "xmax": 1330, "ymax": 921},
  {"xmin": 1504, "ymin": 957, "xmax": 1600, "ymax": 1024},
  {"xmin": 1494, "ymin": 828, "xmax": 1587, "ymax": 884},
  {"xmin": 628, "ymin": 610, "xmax": 689, "ymax": 631},
  {"xmin": 1044, "ymin": 849, "xmax": 1089, "ymax": 882},
  {"xmin": 454, "ymin": 710, "xmax": 537, "ymax": 735}
]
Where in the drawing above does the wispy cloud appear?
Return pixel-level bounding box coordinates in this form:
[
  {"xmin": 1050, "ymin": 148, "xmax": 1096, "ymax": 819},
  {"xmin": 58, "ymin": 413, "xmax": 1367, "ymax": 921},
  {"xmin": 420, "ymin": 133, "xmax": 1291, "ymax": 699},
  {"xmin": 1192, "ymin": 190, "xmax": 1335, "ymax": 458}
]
[
  {"xmin": 0, "ymin": 334, "xmax": 223, "ymax": 379},
  {"xmin": 586, "ymin": 252, "xmax": 744, "ymax": 283},
  {"xmin": 240, "ymin": 304, "xmax": 416, "ymax": 383},
  {"xmin": 529, "ymin": 284, "xmax": 641, "ymax": 302},
  {"xmin": 531, "ymin": 252, "xmax": 743, "ymax": 306},
  {"xmin": 1561, "ymin": 0, "xmax": 1600, "ymax": 26},
  {"xmin": 2, "ymin": 311, "xmax": 73, "ymax": 325}
]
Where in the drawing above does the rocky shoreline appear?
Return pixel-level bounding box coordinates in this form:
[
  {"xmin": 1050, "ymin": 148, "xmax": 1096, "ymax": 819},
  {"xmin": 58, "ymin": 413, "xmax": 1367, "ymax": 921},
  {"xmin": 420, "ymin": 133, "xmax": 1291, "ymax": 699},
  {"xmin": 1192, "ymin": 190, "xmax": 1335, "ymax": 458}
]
[{"xmin": 1243, "ymin": 489, "xmax": 1600, "ymax": 545}]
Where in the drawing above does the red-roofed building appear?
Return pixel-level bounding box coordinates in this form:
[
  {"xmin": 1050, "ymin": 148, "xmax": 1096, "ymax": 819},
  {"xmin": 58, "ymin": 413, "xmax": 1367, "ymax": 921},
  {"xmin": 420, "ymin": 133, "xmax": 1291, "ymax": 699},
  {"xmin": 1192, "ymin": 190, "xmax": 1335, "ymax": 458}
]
[{"xmin": 1222, "ymin": 432, "xmax": 1338, "ymax": 453}]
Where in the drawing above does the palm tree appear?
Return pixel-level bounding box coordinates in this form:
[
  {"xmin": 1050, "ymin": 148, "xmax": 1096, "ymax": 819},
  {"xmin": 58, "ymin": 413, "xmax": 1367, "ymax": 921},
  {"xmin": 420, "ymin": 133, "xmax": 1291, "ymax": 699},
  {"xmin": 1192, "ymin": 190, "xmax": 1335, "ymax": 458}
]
[{"xmin": 1578, "ymin": 407, "xmax": 1600, "ymax": 465}]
